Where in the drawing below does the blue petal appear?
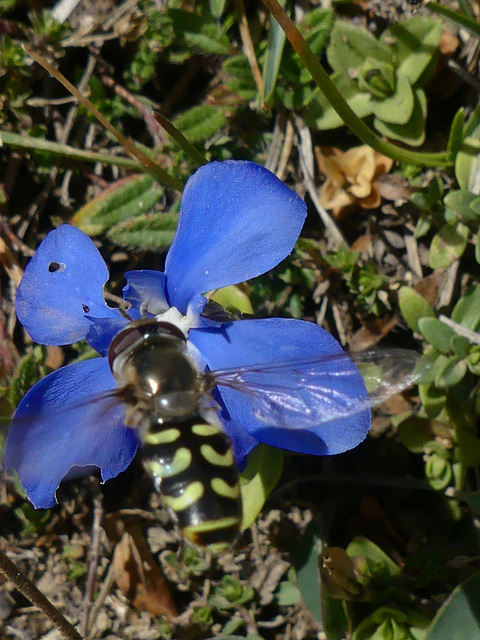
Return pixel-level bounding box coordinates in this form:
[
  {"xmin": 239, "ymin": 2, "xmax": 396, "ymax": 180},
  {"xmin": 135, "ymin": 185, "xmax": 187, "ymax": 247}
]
[
  {"xmin": 123, "ymin": 270, "xmax": 169, "ymax": 315},
  {"xmin": 5, "ymin": 357, "xmax": 138, "ymax": 508},
  {"xmin": 16, "ymin": 225, "xmax": 119, "ymax": 345},
  {"xmin": 189, "ymin": 318, "xmax": 371, "ymax": 464},
  {"xmin": 86, "ymin": 316, "xmax": 129, "ymax": 356},
  {"xmin": 165, "ymin": 161, "xmax": 307, "ymax": 313}
]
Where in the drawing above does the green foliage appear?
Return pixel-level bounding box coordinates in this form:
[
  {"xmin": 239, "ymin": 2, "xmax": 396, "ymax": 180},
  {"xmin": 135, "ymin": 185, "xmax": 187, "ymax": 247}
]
[
  {"xmin": 424, "ymin": 573, "xmax": 480, "ymax": 639},
  {"xmin": 172, "ymin": 104, "xmax": 228, "ymax": 144},
  {"xmin": 8, "ymin": 346, "xmax": 49, "ymax": 409},
  {"xmin": 240, "ymin": 445, "xmax": 283, "ymax": 530},
  {"xmin": 352, "ymin": 606, "xmax": 430, "ymax": 640},
  {"xmin": 14, "ymin": 503, "xmax": 51, "ymax": 536},
  {"xmin": 304, "ymin": 16, "xmax": 441, "ymax": 146},
  {"xmin": 209, "ymin": 576, "xmax": 255, "ymax": 610},
  {"xmin": 325, "ymin": 246, "xmax": 389, "ymax": 316}
]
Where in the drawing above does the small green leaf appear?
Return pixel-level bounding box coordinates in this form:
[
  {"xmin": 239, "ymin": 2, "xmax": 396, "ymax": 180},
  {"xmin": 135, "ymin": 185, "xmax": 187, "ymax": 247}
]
[
  {"xmin": 347, "ymin": 537, "xmax": 401, "ymax": 579},
  {"xmin": 305, "ymin": 73, "xmax": 372, "ymax": 130},
  {"xmin": 451, "ymin": 284, "xmax": 480, "ymax": 330},
  {"xmin": 424, "ymin": 573, "xmax": 480, "ymax": 639},
  {"xmin": 417, "ymin": 317, "xmax": 455, "ymax": 354},
  {"xmin": 382, "ymin": 16, "xmax": 442, "ymax": 84},
  {"xmin": 239, "ymin": 445, "xmax": 283, "ymax": 530},
  {"xmin": 447, "ymin": 108, "xmax": 465, "ymax": 154},
  {"xmin": 172, "ymin": 104, "xmax": 227, "ymax": 143},
  {"xmin": 370, "ymin": 74, "xmax": 414, "ymax": 125},
  {"xmin": 451, "ymin": 335, "xmax": 471, "ymax": 358},
  {"xmin": 72, "ymin": 174, "xmax": 163, "ymax": 236},
  {"xmin": 327, "ymin": 21, "xmax": 391, "ymax": 74},
  {"xmin": 262, "ymin": 0, "xmax": 287, "ymax": 106},
  {"xmin": 107, "ymin": 212, "xmax": 178, "ymax": 250},
  {"xmin": 455, "ymin": 137, "xmax": 480, "ymax": 190},
  {"xmin": 397, "ymin": 417, "xmax": 436, "ymax": 454},
  {"xmin": 435, "ymin": 356, "xmax": 467, "ymax": 388},
  {"xmin": 208, "ymin": 0, "xmax": 226, "ymax": 18},
  {"xmin": 452, "ymin": 284, "xmax": 480, "ymax": 331},
  {"xmin": 275, "ymin": 581, "xmax": 301, "ymax": 606},
  {"xmin": 211, "ymin": 285, "xmax": 253, "ymax": 315},
  {"xmin": 425, "ymin": 453, "xmax": 452, "ymax": 490},
  {"xmin": 373, "ymin": 87, "xmax": 426, "ymax": 146},
  {"xmin": 419, "ymin": 382, "xmax": 447, "ymax": 418},
  {"xmin": 429, "ymin": 222, "xmax": 469, "ymax": 269},
  {"xmin": 398, "ymin": 286, "xmax": 435, "ymax": 332},
  {"xmin": 444, "ymin": 189, "xmax": 480, "ymax": 221}
]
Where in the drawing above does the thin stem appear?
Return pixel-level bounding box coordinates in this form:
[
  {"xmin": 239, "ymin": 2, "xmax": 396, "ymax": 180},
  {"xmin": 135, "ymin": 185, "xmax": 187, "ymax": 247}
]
[
  {"xmin": 0, "ymin": 131, "xmax": 143, "ymax": 170},
  {"xmin": 24, "ymin": 46, "xmax": 184, "ymax": 192},
  {"xmin": 260, "ymin": 0, "xmax": 454, "ymax": 168},
  {"xmin": 0, "ymin": 549, "xmax": 82, "ymax": 640}
]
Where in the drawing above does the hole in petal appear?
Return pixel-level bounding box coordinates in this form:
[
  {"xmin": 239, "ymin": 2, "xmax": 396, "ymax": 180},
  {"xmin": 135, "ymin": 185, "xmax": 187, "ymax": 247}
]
[
  {"xmin": 48, "ymin": 261, "xmax": 66, "ymax": 273},
  {"xmin": 82, "ymin": 304, "xmax": 90, "ymax": 313}
]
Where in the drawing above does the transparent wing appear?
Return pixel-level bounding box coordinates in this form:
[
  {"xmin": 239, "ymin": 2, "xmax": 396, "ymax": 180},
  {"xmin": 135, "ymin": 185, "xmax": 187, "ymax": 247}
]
[{"xmin": 205, "ymin": 348, "xmax": 427, "ymax": 429}]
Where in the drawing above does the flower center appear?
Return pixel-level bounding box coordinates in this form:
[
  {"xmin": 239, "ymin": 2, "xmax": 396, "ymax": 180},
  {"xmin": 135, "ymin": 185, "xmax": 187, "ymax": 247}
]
[{"xmin": 154, "ymin": 305, "xmax": 197, "ymax": 337}]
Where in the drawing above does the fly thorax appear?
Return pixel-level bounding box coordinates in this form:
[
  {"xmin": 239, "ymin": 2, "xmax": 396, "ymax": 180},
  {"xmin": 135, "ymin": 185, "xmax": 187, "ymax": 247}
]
[{"xmin": 108, "ymin": 319, "xmax": 199, "ymax": 419}]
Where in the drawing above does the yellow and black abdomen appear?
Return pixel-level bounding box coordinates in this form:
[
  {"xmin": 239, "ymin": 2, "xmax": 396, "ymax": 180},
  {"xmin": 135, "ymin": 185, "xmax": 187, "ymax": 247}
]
[{"xmin": 144, "ymin": 417, "xmax": 242, "ymax": 553}]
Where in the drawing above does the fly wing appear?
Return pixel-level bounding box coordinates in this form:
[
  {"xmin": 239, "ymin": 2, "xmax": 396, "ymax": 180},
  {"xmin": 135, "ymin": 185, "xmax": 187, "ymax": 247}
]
[{"xmin": 206, "ymin": 348, "xmax": 426, "ymax": 429}]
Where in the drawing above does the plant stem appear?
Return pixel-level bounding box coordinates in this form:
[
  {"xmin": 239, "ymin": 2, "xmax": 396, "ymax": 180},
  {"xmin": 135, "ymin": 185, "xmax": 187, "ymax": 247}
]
[
  {"xmin": 260, "ymin": 0, "xmax": 454, "ymax": 168},
  {"xmin": 24, "ymin": 46, "xmax": 184, "ymax": 192},
  {"xmin": 0, "ymin": 549, "xmax": 82, "ymax": 640},
  {"xmin": 0, "ymin": 131, "xmax": 143, "ymax": 170}
]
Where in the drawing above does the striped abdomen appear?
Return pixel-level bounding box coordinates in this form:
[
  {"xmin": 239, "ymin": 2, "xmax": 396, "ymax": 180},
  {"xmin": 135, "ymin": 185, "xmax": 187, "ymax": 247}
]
[{"xmin": 143, "ymin": 417, "xmax": 242, "ymax": 553}]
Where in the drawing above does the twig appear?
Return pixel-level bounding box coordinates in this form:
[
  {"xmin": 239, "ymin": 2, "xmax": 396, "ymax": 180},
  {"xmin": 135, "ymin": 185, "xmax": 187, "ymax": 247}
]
[
  {"xmin": 439, "ymin": 315, "xmax": 480, "ymax": 345},
  {"xmin": 235, "ymin": 0, "xmax": 264, "ymax": 94},
  {"xmin": 86, "ymin": 559, "xmax": 116, "ymax": 638},
  {"xmin": 80, "ymin": 494, "xmax": 104, "ymax": 637},
  {"xmin": 0, "ymin": 549, "xmax": 82, "ymax": 640},
  {"xmin": 293, "ymin": 115, "xmax": 348, "ymax": 248}
]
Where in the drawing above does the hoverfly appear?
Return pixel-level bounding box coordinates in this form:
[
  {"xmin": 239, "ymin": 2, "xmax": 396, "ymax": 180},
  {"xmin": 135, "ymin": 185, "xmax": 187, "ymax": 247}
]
[
  {"xmin": 103, "ymin": 313, "xmax": 425, "ymax": 553},
  {"xmin": 7, "ymin": 305, "xmax": 426, "ymax": 554}
]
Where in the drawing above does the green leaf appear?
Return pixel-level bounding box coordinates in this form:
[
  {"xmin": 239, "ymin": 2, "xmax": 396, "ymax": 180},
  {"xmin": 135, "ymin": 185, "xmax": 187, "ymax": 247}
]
[
  {"xmin": 369, "ymin": 74, "xmax": 414, "ymax": 125},
  {"xmin": 398, "ymin": 286, "xmax": 435, "ymax": 333},
  {"xmin": 434, "ymin": 356, "xmax": 467, "ymax": 388},
  {"xmin": 429, "ymin": 222, "xmax": 469, "ymax": 269},
  {"xmin": 275, "ymin": 581, "xmax": 301, "ymax": 606},
  {"xmin": 452, "ymin": 284, "xmax": 480, "ymax": 330},
  {"xmin": 451, "ymin": 335, "xmax": 471, "ymax": 358},
  {"xmin": 305, "ymin": 73, "xmax": 372, "ymax": 130},
  {"xmin": 72, "ymin": 174, "xmax": 164, "ymax": 236},
  {"xmin": 353, "ymin": 606, "xmax": 430, "ymax": 640},
  {"xmin": 373, "ymin": 87, "xmax": 426, "ymax": 146},
  {"xmin": 382, "ymin": 16, "xmax": 442, "ymax": 85},
  {"xmin": 210, "ymin": 285, "xmax": 253, "ymax": 315},
  {"xmin": 455, "ymin": 137, "xmax": 480, "ymax": 190},
  {"xmin": 419, "ymin": 382, "xmax": 447, "ymax": 418},
  {"xmin": 397, "ymin": 417, "xmax": 436, "ymax": 454},
  {"xmin": 107, "ymin": 212, "xmax": 178, "ymax": 250},
  {"xmin": 347, "ymin": 536, "xmax": 401, "ymax": 579},
  {"xmin": 424, "ymin": 573, "xmax": 480, "ymax": 639},
  {"xmin": 444, "ymin": 189, "xmax": 480, "ymax": 222},
  {"xmin": 262, "ymin": 0, "xmax": 287, "ymax": 106},
  {"xmin": 327, "ymin": 21, "xmax": 391, "ymax": 74},
  {"xmin": 239, "ymin": 445, "xmax": 283, "ymax": 530},
  {"xmin": 208, "ymin": 0, "xmax": 226, "ymax": 18},
  {"xmin": 169, "ymin": 9, "xmax": 231, "ymax": 55},
  {"xmin": 172, "ymin": 104, "xmax": 227, "ymax": 143},
  {"xmin": 417, "ymin": 317, "xmax": 455, "ymax": 354},
  {"xmin": 447, "ymin": 108, "xmax": 465, "ymax": 154}
]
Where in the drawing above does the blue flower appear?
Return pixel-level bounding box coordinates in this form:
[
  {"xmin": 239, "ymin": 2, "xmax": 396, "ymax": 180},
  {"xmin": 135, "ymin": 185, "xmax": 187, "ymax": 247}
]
[{"xmin": 5, "ymin": 160, "xmax": 370, "ymax": 509}]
